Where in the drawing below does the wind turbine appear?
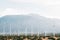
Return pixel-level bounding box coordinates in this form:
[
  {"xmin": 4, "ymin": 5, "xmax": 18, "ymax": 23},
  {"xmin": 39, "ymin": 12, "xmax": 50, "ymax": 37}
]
[
  {"xmin": 17, "ymin": 23, "xmax": 20, "ymax": 36},
  {"xmin": 3, "ymin": 22, "xmax": 6, "ymax": 36},
  {"xmin": 25, "ymin": 24, "xmax": 28, "ymax": 36},
  {"xmin": 31, "ymin": 24, "xmax": 34, "ymax": 36},
  {"xmin": 37, "ymin": 24, "xmax": 40, "ymax": 36},
  {"xmin": 10, "ymin": 23, "xmax": 12, "ymax": 35},
  {"xmin": 53, "ymin": 20, "xmax": 56, "ymax": 37}
]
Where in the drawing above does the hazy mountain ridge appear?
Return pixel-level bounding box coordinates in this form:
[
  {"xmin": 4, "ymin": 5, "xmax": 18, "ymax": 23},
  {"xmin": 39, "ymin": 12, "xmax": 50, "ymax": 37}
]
[{"xmin": 0, "ymin": 15, "xmax": 60, "ymax": 33}]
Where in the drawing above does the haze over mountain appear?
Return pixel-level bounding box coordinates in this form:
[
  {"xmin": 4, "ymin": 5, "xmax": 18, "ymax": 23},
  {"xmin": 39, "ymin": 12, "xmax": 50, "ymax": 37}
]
[{"xmin": 0, "ymin": 15, "xmax": 60, "ymax": 34}]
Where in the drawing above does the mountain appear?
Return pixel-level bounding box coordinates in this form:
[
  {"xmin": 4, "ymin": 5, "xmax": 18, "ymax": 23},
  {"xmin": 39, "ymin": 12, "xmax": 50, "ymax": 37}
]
[{"xmin": 0, "ymin": 15, "xmax": 60, "ymax": 34}]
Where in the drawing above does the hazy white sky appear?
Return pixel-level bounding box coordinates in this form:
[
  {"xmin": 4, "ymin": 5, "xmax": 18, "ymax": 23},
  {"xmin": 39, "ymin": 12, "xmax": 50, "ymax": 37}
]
[{"xmin": 0, "ymin": 0, "xmax": 60, "ymax": 19}]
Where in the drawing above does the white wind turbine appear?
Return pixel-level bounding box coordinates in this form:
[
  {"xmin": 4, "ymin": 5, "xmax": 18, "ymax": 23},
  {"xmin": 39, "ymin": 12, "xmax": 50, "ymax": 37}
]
[
  {"xmin": 3, "ymin": 22, "xmax": 6, "ymax": 36},
  {"xmin": 10, "ymin": 23, "xmax": 12, "ymax": 35},
  {"xmin": 25, "ymin": 24, "xmax": 28, "ymax": 36},
  {"xmin": 31, "ymin": 24, "xmax": 34, "ymax": 36},
  {"xmin": 53, "ymin": 20, "xmax": 56, "ymax": 36}
]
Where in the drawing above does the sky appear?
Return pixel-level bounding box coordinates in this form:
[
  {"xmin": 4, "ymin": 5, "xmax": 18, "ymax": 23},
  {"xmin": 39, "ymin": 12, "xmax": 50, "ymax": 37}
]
[{"xmin": 0, "ymin": 0, "xmax": 60, "ymax": 19}]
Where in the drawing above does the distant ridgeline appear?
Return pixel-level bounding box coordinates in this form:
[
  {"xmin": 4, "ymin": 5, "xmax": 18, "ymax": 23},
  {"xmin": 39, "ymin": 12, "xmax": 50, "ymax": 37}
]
[{"xmin": 0, "ymin": 15, "xmax": 60, "ymax": 35}]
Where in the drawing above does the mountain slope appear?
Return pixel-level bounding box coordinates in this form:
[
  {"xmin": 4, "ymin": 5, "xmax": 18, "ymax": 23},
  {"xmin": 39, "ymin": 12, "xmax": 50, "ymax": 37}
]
[{"xmin": 0, "ymin": 15, "xmax": 60, "ymax": 33}]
